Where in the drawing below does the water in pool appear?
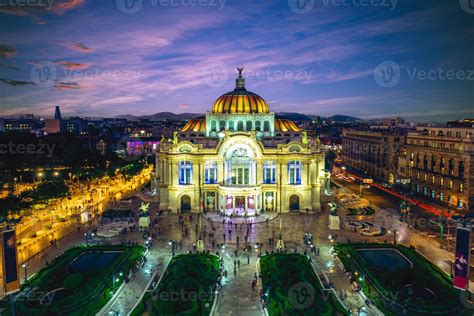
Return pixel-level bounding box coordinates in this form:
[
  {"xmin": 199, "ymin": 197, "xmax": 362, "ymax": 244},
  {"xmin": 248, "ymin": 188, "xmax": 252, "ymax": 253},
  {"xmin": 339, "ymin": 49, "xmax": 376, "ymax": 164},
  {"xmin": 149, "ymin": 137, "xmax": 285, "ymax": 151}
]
[
  {"xmin": 357, "ymin": 249, "xmax": 412, "ymax": 271},
  {"xmin": 68, "ymin": 251, "xmax": 121, "ymax": 273}
]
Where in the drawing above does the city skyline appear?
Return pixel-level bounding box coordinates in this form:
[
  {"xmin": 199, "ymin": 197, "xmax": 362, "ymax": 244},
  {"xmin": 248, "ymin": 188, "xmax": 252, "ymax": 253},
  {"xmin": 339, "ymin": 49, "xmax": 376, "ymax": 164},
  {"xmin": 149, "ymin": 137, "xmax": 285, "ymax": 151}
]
[{"xmin": 0, "ymin": 0, "xmax": 473, "ymax": 122}]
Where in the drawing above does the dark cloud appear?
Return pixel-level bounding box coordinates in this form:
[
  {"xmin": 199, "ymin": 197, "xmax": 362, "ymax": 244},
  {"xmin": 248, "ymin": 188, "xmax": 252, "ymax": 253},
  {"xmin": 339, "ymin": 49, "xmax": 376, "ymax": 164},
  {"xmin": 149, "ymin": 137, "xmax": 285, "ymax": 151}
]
[
  {"xmin": 52, "ymin": 41, "xmax": 93, "ymax": 53},
  {"xmin": 54, "ymin": 81, "xmax": 81, "ymax": 90},
  {"xmin": 56, "ymin": 61, "xmax": 90, "ymax": 70},
  {"xmin": 0, "ymin": 78, "xmax": 34, "ymax": 86},
  {"xmin": 0, "ymin": 0, "xmax": 84, "ymax": 17},
  {"xmin": 0, "ymin": 44, "xmax": 17, "ymax": 58},
  {"xmin": 0, "ymin": 64, "xmax": 20, "ymax": 71}
]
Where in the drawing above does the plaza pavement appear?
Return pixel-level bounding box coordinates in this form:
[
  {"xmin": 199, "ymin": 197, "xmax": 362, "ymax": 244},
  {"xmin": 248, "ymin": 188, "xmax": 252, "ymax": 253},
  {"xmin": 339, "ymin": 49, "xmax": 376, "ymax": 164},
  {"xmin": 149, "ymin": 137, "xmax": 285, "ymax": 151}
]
[{"xmin": 4, "ymin": 177, "xmax": 470, "ymax": 315}]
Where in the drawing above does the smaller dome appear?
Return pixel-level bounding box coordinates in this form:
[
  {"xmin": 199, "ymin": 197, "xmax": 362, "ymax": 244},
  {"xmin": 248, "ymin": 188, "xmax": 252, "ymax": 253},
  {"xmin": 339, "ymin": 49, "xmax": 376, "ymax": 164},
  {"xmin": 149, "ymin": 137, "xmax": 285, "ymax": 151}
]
[
  {"xmin": 182, "ymin": 116, "xmax": 206, "ymax": 132},
  {"xmin": 275, "ymin": 119, "xmax": 300, "ymax": 132}
]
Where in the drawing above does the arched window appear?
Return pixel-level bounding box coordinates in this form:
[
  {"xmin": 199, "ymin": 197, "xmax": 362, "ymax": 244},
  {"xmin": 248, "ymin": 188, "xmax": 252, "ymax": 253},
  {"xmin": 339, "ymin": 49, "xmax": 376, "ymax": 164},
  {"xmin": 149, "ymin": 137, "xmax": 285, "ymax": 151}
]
[
  {"xmin": 263, "ymin": 121, "xmax": 270, "ymax": 132},
  {"xmin": 246, "ymin": 121, "xmax": 252, "ymax": 131},
  {"xmin": 459, "ymin": 161, "xmax": 464, "ymax": 179},
  {"xmin": 229, "ymin": 120, "xmax": 235, "ymax": 131},
  {"xmin": 255, "ymin": 121, "xmax": 261, "ymax": 131},
  {"xmin": 219, "ymin": 120, "xmax": 226, "ymax": 131},
  {"xmin": 423, "ymin": 155, "xmax": 428, "ymax": 170},
  {"xmin": 210, "ymin": 120, "xmax": 217, "ymax": 132},
  {"xmin": 237, "ymin": 121, "xmax": 244, "ymax": 131},
  {"xmin": 448, "ymin": 159, "xmax": 454, "ymax": 176}
]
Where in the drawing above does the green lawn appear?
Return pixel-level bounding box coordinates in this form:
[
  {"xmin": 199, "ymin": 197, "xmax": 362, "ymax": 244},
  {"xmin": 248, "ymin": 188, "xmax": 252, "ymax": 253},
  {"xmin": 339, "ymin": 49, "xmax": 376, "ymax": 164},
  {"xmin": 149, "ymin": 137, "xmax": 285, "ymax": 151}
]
[
  {"xmin": 260, "ymin": 253, "xmax": 347, "ymax": 316},
  {"xmin": 132, "ymin": 253, "xmax": 220, "ymax": 316},
  {"xmin": 335, "ymin": 243, "xmax": 458, "ymax": 315},
  {"xmin": 7, "ymin": 245, "xmax": 145, "ymax": 316}
]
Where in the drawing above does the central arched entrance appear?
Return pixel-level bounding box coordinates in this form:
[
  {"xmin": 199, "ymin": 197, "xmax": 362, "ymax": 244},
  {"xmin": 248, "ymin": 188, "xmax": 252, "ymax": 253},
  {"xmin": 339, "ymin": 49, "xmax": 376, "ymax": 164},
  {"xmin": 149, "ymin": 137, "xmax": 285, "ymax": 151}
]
[
  {"xmin": 289, "ymin": 195, "xmax": 300, "ymax": 211},
  {"xmin": 181, "ymin": 195, "xmax": 191, "ymax": 212}
]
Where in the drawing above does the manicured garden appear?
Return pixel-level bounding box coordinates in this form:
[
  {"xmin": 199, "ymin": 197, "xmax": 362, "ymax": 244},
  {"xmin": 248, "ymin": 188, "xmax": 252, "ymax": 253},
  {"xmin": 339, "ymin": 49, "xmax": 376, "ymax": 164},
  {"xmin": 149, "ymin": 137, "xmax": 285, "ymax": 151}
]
[
  {"xmin": 260, "ymin": 253, "xmax": 346, "ymax": 315},
  {"xmin": 10, "ymin": 245, "xmax": 145, "ymax": 316},
  {"xmin": 132, "ymin": 253, "xmax": 220, "ymax": 316},
  {"xmin": 335, "ymin": 243, "xmax": 457, "ymax": 315}
]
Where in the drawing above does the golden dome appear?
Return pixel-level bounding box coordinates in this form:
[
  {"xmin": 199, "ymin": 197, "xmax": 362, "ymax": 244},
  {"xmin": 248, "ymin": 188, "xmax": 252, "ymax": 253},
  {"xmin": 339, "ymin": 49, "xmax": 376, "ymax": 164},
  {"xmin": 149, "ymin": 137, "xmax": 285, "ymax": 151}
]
[
  {"xmin": 212, "ymin": 67, "xmax": 269, "ymax": 114},
  {"xmin": 274, "ymin": 119, "xmax": 300, "ymax": 132},
  {"xmin": 212, "ymin": 91, "xmax": 269, "ymax": 114},
  {"xmin": 182, "ymin": 116, "xmax": 206, "ymax": 132}
]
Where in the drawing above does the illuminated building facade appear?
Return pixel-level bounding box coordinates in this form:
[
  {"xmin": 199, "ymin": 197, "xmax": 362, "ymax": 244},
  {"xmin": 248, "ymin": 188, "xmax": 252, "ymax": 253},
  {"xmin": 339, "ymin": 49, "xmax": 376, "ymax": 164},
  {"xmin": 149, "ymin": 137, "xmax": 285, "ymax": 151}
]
[{"xmin": 156, "ymin": 69, "xmax": 327, "ymax": 214}]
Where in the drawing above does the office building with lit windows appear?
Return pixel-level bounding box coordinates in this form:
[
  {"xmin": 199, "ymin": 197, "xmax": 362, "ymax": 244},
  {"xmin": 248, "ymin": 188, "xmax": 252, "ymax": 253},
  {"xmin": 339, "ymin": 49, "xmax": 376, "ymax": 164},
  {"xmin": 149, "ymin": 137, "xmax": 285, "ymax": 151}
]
[
  {"xmin": 156, "ymin": 69, "xmax": 328, "ymax": 214},
  {"xmin": 398, "ymin": 126, "xmax": 474, "ymax": 213}
]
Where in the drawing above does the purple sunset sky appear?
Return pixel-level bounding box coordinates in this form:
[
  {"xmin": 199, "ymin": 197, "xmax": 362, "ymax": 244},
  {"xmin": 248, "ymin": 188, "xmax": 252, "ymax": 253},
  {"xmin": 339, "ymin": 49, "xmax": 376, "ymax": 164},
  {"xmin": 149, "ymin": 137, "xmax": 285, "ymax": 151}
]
[{"xmin": 0, "ymin": 0, "xmax": 473, "ymax": 121}]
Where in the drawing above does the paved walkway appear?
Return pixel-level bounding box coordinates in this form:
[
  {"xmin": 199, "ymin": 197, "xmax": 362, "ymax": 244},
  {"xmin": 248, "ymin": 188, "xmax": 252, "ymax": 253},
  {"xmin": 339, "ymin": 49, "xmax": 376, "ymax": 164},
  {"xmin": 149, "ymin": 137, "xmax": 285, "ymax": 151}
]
[
  {"xmin": 100, "ymin": 242, "xmax": 171, "ymax": 316},
  {"xmin": 310, "ymin": 244, "xmax": 379, "ymax": 316},
  {"xmin": 202, "ymin": 212, "xmax": 279, "ymax": 224},
  {"xmin": 214, "ymin": 244, "xmax": 263, "ymax": 316}
]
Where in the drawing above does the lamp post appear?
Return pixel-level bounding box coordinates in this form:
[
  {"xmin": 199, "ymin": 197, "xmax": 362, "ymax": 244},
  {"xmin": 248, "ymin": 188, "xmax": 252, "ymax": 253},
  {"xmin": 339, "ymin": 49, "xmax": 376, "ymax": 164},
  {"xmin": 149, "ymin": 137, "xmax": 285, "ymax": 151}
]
[
  {"xmin": 22, "ymin": 263, "xmax": 28, "ymax": 283},
  {"xmin": 393, "ymin": 229, "xmax": 398, "ymax": 245}
]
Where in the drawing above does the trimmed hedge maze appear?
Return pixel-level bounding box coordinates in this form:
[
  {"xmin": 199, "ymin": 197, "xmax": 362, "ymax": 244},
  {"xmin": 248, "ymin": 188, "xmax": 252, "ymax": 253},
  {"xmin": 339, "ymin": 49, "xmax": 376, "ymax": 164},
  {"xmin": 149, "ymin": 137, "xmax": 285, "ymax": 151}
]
[{"xmin": 260, "ymin": 253, "xmax": 346, "ymax": 316}]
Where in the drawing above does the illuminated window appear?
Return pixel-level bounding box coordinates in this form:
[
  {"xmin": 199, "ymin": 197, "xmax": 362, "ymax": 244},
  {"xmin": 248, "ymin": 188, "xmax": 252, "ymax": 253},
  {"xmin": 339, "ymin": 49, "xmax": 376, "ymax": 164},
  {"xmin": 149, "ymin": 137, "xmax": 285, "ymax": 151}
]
[
  {"xmin": 229, "ymin": 121, "xmax": 235, "ymax": 131},
  {"xmin": 204, "ymin": 161, "xmax": 217, "ymax": 184},
  {"xmin": 460, "ymin": 183, "xmax": 464, "ymax": 193},
  {"xmin": 237, "ymin": 121, "xmax": 244, "ymax": 131},
  {"xmin": 288, "ymin": 161, "xmax": 302, "ymax": 184},
  {"xmin": 449, "ymin": 180, "xmax": 453, "ymax": 189},
  {"xmin": 263, "ymin": 161, "xmax": 276, "ymax": 184},
  {"xmin": 178, "ymin": 161, "xmax": 193, "ymax": 185}
]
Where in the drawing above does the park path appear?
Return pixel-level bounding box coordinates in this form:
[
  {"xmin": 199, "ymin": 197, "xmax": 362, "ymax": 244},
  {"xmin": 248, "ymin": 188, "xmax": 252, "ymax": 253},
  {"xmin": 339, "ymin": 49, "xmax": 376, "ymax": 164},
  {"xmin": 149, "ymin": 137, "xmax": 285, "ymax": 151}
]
[
  {"xmin": 310, "ymin": 244, "xmax": 381, "ymax": 316},
  {"xmin": 214, "ymin": 244, "xmax": 263, "ymax": 316},
  {"xmin": 99, "ymin": 241, "xmax": 171, "ymax": 316}
]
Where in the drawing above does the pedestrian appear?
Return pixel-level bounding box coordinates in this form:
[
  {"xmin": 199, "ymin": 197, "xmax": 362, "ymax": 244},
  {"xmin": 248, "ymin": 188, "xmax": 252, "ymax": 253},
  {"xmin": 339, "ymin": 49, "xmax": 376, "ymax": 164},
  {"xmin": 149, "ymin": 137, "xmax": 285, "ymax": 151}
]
[{"xmin": 237, "ymin": 260, "xmax": 240, "ymax": 268}]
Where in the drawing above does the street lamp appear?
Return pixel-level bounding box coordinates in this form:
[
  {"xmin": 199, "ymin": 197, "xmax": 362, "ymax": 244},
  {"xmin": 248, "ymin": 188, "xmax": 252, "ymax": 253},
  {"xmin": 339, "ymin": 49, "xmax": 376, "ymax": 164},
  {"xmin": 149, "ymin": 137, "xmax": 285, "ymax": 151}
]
[
  {"xmin": 22, "ymin": 263, "xmax": 28, "ymax": 282},
  {"xmin": 393, "ymin": 229, "xmax": 398, "ymax": 245}
]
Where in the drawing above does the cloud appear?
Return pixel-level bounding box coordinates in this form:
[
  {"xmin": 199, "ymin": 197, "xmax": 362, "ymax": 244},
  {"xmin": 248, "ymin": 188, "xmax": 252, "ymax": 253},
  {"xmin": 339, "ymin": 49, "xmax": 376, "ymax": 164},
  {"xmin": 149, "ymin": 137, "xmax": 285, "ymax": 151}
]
[
  {"xmin": 53, "ymin": 41, "xmax": 93, "ymax": 53},
  {"xmin": 0, "ymin": 44, "xmax": 17, "ymax": 58},
  {"xmin": 0, "ymin": 0, "xmax": 84, "ymax": 16},
  {"xmin": 0, "ymin": 64, "xmax": 20, "ymax": 71},
  {"xmin": 56, "ymin": 61, "xmax": 90, "ymax": 70},
  {"xmin": 178, "ymin": 104, "xmax": 189, "ymax": 109},
  {"xmin": 54, "ymin": 82, "xmax": 81, "ymax": 90},
  {"xmin": 0, "ymin": 78, "xmax": 34, "ymax": 86}
]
